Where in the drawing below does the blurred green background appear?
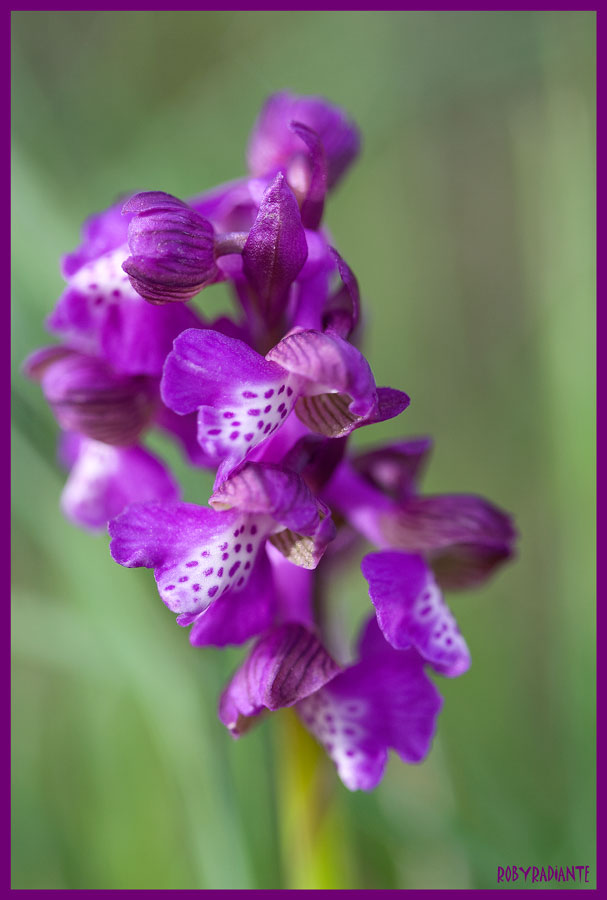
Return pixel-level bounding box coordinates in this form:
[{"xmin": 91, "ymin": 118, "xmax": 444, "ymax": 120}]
[{"xmin": 11, "ymin": 11, "xmax": 595, "ymax": 890}]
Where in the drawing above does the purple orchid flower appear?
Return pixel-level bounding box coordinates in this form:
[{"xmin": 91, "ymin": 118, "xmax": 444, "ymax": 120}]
[
  {"xmin": 297, "ymin": 617, "xmax": 443, "ymax": 791},
  {"xmin": 109, "ymin": 460, "xmax": 336, "ymax": 647},
  {"xmin": 161, "ymin": 325, "xmax": 409, "ymax": 482}
]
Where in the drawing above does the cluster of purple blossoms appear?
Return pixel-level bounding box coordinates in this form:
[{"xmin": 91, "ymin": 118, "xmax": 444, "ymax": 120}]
[{"xmin": 26, "ymin": 93, "xmax": 516, "ymax": 791}]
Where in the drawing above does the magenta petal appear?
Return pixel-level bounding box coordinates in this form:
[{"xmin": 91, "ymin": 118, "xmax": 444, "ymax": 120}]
[
  {"xmin": 247, "ymin": 92, "xmax": 360, "ymax": 190},
  {"xmin": 267, "ymin": 328, "xmax": 377, "ymax": 417},
  {"xmin": 109, "ymin": 502, "xmax": 272, "ymax": 617},
  {"xmin": 187, "ymin": 549, "xmax": 276, "ymax": 648},
  {"xmin": 351, "ymin": 437, "xmax": 433, "ymax": 502},
  {"xmin": 298, "ymin": 618, "xmax": 443, "ymax": 791},
  {"xmin": 210, "ymin": 462, "xmax": 321, "ymax": 534},
  {"xmin": 242, "ymin": 172, "xmax": 308, "ymax": 327},
  {"xmin": 289, "ymin": 121, "xmax": 328, "ymax": 229},
  {"xmin": 61, "ymin": 439, "xmax": 179, "ymax": 531},
  {"xmin": 361, "ymin": 551, "xmax": 470, "ymax": 678},
  {"xmin": 219, "ymin": 622, "xmax": 340, "ymax": 735},
  {"xmin": 322, "ymin": 248, "xmax": 360, "ymax": 339}
]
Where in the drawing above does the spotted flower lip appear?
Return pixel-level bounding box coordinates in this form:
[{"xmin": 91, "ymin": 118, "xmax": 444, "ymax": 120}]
[
  {"xmin": 219, "ymin": 623, "xmax": 340, "ymax": 736},
  {"xmin": 25, "ymin": 347, "xmax": 158, "ymax": 446},
  {"xmin": 247, "ymin": 91, "xmax": 361, "ymax": 191},
  {"xmin": 160, "ymin": 325, "xmax": 392, "ymax": 479},
  {"xmin": 297, "ymin": 617, "xmax": 443, "ymax": 792},
  {"xmin": 109, "ymin": 461, "xmax": 336, "ymax": 644},
  {"xmin": 361, "ymin": 550, "xmax": 471, "ymax": 677},
  {"xmin": 122, "ymin": 191, "xmax": 219, "ymax": 305}
]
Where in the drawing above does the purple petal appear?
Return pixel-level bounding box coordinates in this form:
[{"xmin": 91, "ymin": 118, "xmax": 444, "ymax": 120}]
[
  {"xmin": 380, "ymin": 494, "xmax": 517, "ymax": 588},
  {"xmin": 190, "ymin": 176, "xmax": 260, "ymax": 233},
  {"xmin": 242, "ymin": 173, "xmax": 308, "ymax": 327},
  {"xmin": 361, "ymin": 551, "xmax": 470, "ymax": 677},
  {"xmin": 298, "ymin": 618, "xmax": 442, "ymax": 791},
  {"xmin": 267, "ymin": 328, "xmax": 377, "ymax": 418},
  {"xmin": 323, "ymin": 458, "xmax": 394, "ymax": 547},
  {"xmin": 267, "ymin": 543, "xmax": 315, "ymax": 626},
  {"xmin": 109, "ymin": 501, "xmax": 272, "ymax": 618},
  {"xmin": 247, "ymin": 92, "xmax": 361, "ymax": 190},
  {"xmin": 161, "ymin": 328, "xmax": 301, "ymax": 466},
  {"xmin": 122, "ymin": 191, "xmax": 218, "ymax": 304},
  {"xmin": 61, "ymin": 439, "xmax": 179, "ymax": 531},
  {"xmin": 219, "ymin": 623, "xmax": 340, "ymax": 735},
  {"xmin": 39, "ymin": 351, "xmax": 157, "ymax": 446},
  {"xmin": 322, "ymin": 248, "xmax": 360, "ymax": 338},
  {"xmin": 289, "ymin": 121, "xmax": 328, "ymax": 229},
  {"xmin": 351, "ymin": 437, "xmax": 433, "ymax": 502},
  {"xmin": 187, "ymin": 549, "xmax": 276, "ymax": 648}
]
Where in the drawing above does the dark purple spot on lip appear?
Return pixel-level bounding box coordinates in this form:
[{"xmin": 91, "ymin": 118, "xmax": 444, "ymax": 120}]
[
  {"xmin": 234, "ymin": 544, "xmax": 241, "ymax": 552},
  {"xmin": 247, "ymin": 409, "xmax": 260, "ymax": 416},
  {"xmin": 201, "ymin": 550, "xmax": 209, "ymax": 557},
  {"xmin": 179, "ymin": 576, "xmax": 189, "ymax": 583},
  {"xmin": 264, "ymin": 405, "xmax": 271, "ymax": 413},
  {"xmin": 244, "ymin": 433, "xmax": 254, "ymax": 442},
  {"xmin": 88, "ymin": 283, "xmax": 98, "ymax": 289},
  {"xmin": 250, "ymin": 525, "xmax": 258, "ymax": 535},
  {"xmin": 345, "ymin": 749, "xmax": 355, "ymax": 757},
  {"xmin": 223, "ymin": 411, "xmax": 235, "ymax": 419},
  {"xmin": 420, "ymin": 605, "xmax": 432, "ymax": 616},
  {"xmin": 278, "ymin": 384, "xmax": 285, "ymax": 394},
  {"xmin": 344, "ymin": 727, "xmax": 355, "ymax": 736},
  {"xmin": 242, "ymin": 390, "xmax": 258, "ymax": 399},
  {"xmin": 229, "ymin": 561, "xmax": 241, "ymax": 577},
  {"xmin": 186, "ymin": 560, "xmax": 198, "ymax": 567},
  {"xmin": 231, "ymin": 421, "xmax": 241, "ymax": 427},
  {"xmin": 287, "ymin": 386, "xmax": 293, "ymax": 396},
  {"xmin": 112, "ymin": 289, "xmax": 121, "ymax": 298},
  {"xmin": 208, "ymin": 428, "xmax": 221, "ymax": 435},
  {"xmin": 203, "ymin": 567, "xmax": 213, "ymax": 577},
  {"xmin": 222, "ymin": 552, "xmax": 229, "ymax": 561},
  {"xmin": 280, "ymin": 410, "xmax": 287, "ymax": 418},
  {"xmin": 277, "ymin": 402, "xmax": 286, "ymax": 412},
  {"xmin": 208, "ymin": 585, "xmax": 218, "ymax": 598},
  {"xmin": 165, "ymin": 585, "xmax": 175, "ymax": 591},
  {"xmin": 192, "ymin": 584, "xmax": 200, "ymax": 591},
  {"xmin": 257, "ymin": 421, "xmax": 264, "ymax": 430},
  {"xmin": 446, "ymin": 638, "xmax": 453, "ymax": 645},
  {"xmin": 246, "ymin": 543, "xmax": 253, "ymax": 553},
  {"xmin": 94, "ymin": 296, "xmax": 104, "ymax": 306},
  {"xmin": 264, "ymin": 423, "xmax": 272, "ymax": 433},
  {"xmin": 264, "ymin": 388, "xmax": 274, "ymax": 398},
  {"xmin": 220, "ymin": 543, "xmax": 228, "ymax": 551},
  {"xmin": 244, "ymin": 561, "xmax": 251, "ymax": 570},
  {"xmin": 233, "ymin": 530, "xmax": 240, "ymax": 537},
  {"xmin": 230, "ymin": 431, "xmax": 239, "ymax": 440},
  {"xmin": 217, "ymin": 567, "xmax": 223, "ymax": 577}
]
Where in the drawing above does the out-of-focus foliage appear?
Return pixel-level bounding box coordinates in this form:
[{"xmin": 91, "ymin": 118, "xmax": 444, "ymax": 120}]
[{"xmin": 11, "ymin": 11, "xmax": 595, "ymax": 889}]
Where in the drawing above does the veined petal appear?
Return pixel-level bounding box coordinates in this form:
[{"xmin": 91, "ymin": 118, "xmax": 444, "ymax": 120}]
[
  {"xmin": 361, "ymin": 551, "xmax": 470, "ymax": 677},
  {"xmin": 219, "ymin": 623, "xmax": 340, "ymax": 735},
  {"xmin": 122, "ymin": 191, "xmax": 219, "ymax": 304},
  {"xmin": 109, "ymin": 501, "xmax": 273, "ymax": 618},
  {"xmin": 322, "ymin": 248, "xmax": 360, "ymax": 339},
  {"xmin": 380, "ymin": 494, "xmax": 517, "ymax": 588},
  {"xmin": 61, "ymin": 438, "xmax": 179, "ymax": 531},
  {"xmin": 161, "ymin": 328, "xmax": 301, "ymax": 466},
  {"xmin": 242, "ymin": 173, "xmax": 308, "ymax": 327},
  {"xmin": 267, "ymin": 328, "xmax": 377, "ymax": 417},
  {"xmin": 298, "ymin": 618, "xmax": 442, "ymax": 791}
]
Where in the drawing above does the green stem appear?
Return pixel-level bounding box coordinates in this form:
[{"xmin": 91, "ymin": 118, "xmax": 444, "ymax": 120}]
[{"xmin": 275, "ymin": 709, "xmax": 352, "ymax": 889}]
